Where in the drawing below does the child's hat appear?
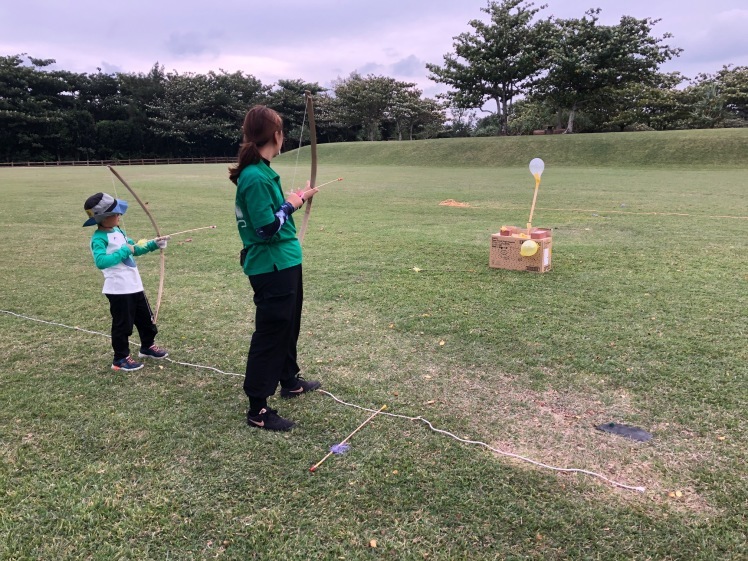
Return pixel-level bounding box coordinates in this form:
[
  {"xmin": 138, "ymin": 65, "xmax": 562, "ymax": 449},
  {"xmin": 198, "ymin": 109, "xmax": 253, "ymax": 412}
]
[{"xmin": 83, "ymin": 192, "xmax": 128, "ymax": 226}]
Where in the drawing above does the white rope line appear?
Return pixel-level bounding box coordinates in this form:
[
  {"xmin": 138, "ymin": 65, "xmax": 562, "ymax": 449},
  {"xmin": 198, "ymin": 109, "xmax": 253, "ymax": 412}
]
[
  {"xmin": 319, "ymin": 390, "xmax": 645, "ymax": 492},
  {"xmin": 0, "ymin": 310, "xmax": 243, "ymax": 378},
  {"xmin": 1, "ymin": 310, "xmax": 116, "ymax": 338},
  {"xmin": 110, "ymin": 171, "xmax": 118, "ymax": 198},
  {"xmin": 165, "ymin": 357, "xmax": 243, "ymax": 378},
  {"xmin": 1, "ymin": 309, "xmax": 645, "ymax": 492}
]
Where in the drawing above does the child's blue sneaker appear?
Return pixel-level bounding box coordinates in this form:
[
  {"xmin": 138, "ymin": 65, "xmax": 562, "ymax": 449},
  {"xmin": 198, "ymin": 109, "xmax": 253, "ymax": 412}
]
[
  {"xmin": 138, "ymin": 344, "xmax": 168, "ymax": 359},
  {"xmin": 112, "ymin": 356, "xmax": 144, "ymax": 371}
]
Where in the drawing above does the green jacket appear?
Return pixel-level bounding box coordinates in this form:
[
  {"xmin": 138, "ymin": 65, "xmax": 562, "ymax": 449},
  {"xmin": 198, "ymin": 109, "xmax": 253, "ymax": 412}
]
[{"xmin": 234, "ymin": 160, "xmax": 302, "ymax": 276}]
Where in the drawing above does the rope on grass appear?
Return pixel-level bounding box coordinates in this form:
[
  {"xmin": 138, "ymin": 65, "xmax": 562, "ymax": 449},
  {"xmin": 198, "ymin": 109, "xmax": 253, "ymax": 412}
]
[
  {"xmin": 0, "ymin": 310, "xmax": 243, "ymax": 378},
  {"xmin": 1, "ymin": 309, "xmax": 645, "ymax": 492},
  {"xmin": 319, "ymin": 391, "xmax": 645, "ymax": 492}
]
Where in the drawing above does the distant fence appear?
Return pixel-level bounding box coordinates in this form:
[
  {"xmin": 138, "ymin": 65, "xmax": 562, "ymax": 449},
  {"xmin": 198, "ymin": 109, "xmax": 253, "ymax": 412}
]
[{"xmin": 0, "ymin": 157, "xmax": 235, "ymax": 168}]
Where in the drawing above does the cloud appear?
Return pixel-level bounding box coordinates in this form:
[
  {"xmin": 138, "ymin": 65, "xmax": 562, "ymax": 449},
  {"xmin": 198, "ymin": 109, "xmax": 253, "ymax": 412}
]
[
  {"xmin": 99, "ymin": 61, "xmax": 124, "ymax": 74},
  {"xmin": 666, "ymin": 8, "xmax": 748, "ymax": 77},
  {"xmin": 692, "ymin": 10, "xmax": 748, "ymax": 63},
  {"xmin": 2, "ymin": 0, "xmax": 746, "ymax": 98},
  {"xmin": 392, "ymin": 55, "xmax": 424, "ymax": 77},
  {"xmin": 356, "ymin": 62, "xmax": 385, "ymax": 75},
  {"xmin": 165, "ymin": 32, "xmax": 215, "ymax": 57}
]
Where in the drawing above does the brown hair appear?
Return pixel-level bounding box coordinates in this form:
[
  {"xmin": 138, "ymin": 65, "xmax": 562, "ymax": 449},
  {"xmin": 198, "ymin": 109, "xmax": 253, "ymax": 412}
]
[{"xmin": 229, "ymin": 105, "xmax": 283, "ymax": 184}]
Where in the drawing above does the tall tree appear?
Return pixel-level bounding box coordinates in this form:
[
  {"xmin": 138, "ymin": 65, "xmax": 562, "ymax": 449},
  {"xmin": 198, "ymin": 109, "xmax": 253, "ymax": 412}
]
[
  {"xmin": 532, "ymin": 10, "xmax": 682, "ymax": 133},
  {"xmin": 116, "ymin": 64, "xmax": 167, "ymax": 157},
  {"xmin": 717, "ymin": 66, "xmax": 748, "ymax": 122},
  {"xmin": 597, "ymin": 73, "xmax": 688, "ymax": 132},
  {"xmin": 687, "ymin": 66, "xmax": 748, "ymax": 126},
  {"xmin": 312, "ymin": 93, "xmax": 358, "ymax": 144},
  {"xmin": 426, "ymin": 0, "xmax": 553, "ymax": 135},
  {"xmin": 332, "ymin": 73, "xmax": 409, "ymax": 141},
  {"xmin": 147, "ymin": 70, "xmax": 266, "ymax": 156},
  {"xmin": 0, "ymin": 54, "xmax": 88, "ymax": 161},
  {"xmin": 385, "ymin": 85, "xmax": 444, "ymax": 140},
  {"xmin": 441, "ymin": 98, "xmax": 477, "ymax": 137},
  {"xmin": 266, "ymin": 79, "xmax": 325, "ymax": 151},
  {"xmin": 77, "ymin": 70, "xmax": 134, "ymax": 158}
]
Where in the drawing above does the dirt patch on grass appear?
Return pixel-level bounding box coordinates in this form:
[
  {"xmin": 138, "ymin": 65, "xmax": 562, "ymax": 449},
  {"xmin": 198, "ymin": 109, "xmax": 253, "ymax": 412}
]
[
  {"xmin": 439, "ymin": 199, "xmax": 471, "ymax": 208},
  {"xmin": 432, "ymin": 367, "xmax": 720, "ymax": 515},
  {"xmin": 325, "ymin": 360, "xmax": 719, "ymax": 514},
  {"xmin": 302, "ymin": 310, "xmax": 726, "ymax": 516}
]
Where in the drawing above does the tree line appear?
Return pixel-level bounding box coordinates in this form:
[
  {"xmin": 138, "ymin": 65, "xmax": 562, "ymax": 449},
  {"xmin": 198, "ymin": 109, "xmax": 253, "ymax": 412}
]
[
  {"xmin": 0, "ymin": 55, "xmax": 444, "ymax": 162},
  {"xmin": 431, "ymin": 0, "xmax": 748, "ymax": 136},
  {"xmin": 1, "ymin": 0, "xmax": 746, "ymax": 162},
  {"xmin": 0, "ymin": 55, "xmax": 445, "ymax": 162}
]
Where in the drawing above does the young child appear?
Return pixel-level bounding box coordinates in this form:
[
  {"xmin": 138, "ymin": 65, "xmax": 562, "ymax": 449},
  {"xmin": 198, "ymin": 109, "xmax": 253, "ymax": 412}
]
[{"xmin": 83, "ymin": 192, "xmax": 169, "ymax": 371}]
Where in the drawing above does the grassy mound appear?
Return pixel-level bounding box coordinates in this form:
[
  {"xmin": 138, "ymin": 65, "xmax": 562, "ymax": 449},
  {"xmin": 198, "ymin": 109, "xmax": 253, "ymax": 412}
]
[{"xmin": 281, "ymin": 128, "xmax": 748, "ymax": 169}]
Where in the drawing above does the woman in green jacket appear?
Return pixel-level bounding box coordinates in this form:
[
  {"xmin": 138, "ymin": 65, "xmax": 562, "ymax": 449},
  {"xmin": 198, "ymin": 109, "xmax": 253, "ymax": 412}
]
[{"xmin": 229, "ymin": 105, "xmax": 320, "ymax": 431}]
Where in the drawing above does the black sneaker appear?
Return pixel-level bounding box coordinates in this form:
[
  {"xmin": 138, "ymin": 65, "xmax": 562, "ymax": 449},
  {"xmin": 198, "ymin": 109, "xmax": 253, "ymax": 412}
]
[
  {"xmin": 246, "ymin": 407, "xmax": 295, "ymax": 431},
  {"xmin": 112, "ymin": 355, "xmax": 144, "ymax": 372},
  {"xmin": 138, "ymin": 344, "xmax": 168, "ymax": 359},
  {"xmin": 280, "ymin": 376, "xmax": 321, "ymax": 399}
]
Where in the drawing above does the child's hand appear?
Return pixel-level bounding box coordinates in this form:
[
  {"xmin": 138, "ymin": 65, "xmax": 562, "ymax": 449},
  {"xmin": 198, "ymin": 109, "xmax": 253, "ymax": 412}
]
[
  {"xmin": 155, "ymin": 236, "xmax": 169, "ymax": 249},
  {"xmin": 127, "ymin": 244, "xmax": 136, "ymax": 254}
]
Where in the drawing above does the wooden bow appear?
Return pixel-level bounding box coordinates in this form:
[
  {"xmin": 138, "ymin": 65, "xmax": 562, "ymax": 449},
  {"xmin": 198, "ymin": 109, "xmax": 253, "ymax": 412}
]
[
  {"xmin": 297, "ymin": 90, "xmax": 318, "ymax": 244},
  {"xmin": 107, "ymin": 166, "xmax": 165, "ymax": 324}
]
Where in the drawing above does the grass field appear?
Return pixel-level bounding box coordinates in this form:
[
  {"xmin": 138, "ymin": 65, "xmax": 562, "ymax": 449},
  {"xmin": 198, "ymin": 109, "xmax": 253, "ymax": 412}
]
[{"xmin": 1, "ymin": 130, "xmax": 747, "ymax": 559}]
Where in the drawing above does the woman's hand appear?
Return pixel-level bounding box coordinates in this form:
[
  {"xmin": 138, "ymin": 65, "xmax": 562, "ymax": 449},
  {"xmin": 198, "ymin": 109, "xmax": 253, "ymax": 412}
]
[
  {"xmin": 286, "ymin": 192, "xmax": 305, "ymax": 210},
  {"xmin": 295, "ymin": 181, "xmax": 319, "ymax": 204},
  {"xmin": 287, "ymin": 181, "xmax": 319, "ymax": 210}
]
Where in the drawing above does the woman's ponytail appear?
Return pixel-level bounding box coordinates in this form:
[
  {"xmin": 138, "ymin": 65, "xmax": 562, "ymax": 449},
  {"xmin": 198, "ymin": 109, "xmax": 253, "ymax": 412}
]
[{"xmin": 229, "ymin": 106, "xmax": 283, "ymax": 185}]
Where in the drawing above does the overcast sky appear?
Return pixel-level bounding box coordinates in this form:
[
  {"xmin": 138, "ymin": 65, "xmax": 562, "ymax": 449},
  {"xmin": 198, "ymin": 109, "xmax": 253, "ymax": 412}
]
[{"xmin": 2, "ymin": 0, "xmax": 747, "ymax": 97}]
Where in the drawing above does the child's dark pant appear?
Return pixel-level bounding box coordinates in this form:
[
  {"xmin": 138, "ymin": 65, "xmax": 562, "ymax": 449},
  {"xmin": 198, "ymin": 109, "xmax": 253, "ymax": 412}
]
[
  {"xmin": 244, "ymin": 264, "xmax": 303, "ymax": 400},
  {"xmin": 106, "ymin": 291, "xmax": 158, "ymax": 361}
]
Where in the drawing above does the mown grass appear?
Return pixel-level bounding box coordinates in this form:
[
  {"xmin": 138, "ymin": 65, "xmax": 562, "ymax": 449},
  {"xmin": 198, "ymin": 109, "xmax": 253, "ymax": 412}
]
[
  {"xmin": 1, "ymin": 131, "xmax": 747, "ymax": 560},
  {"xmin": 299, "ymin": 128, "xmax": 748, "ymax": 169}
]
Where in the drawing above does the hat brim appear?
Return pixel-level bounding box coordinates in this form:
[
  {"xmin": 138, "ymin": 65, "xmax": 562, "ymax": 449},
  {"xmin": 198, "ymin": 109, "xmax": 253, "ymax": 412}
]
[
  {"xmin": 111, "ymin": 200, "xmax": 128, "ymax": 214},
  {"xmin": 82, "ymin": 199, "xmax": 129, "ymax": 226}
]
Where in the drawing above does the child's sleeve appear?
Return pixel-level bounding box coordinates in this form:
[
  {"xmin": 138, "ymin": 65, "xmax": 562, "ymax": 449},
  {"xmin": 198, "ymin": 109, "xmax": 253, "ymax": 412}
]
[
  {"xmin": 91, "ymin": 235, "xmax": 133, "ymax": 270},
  {"xmin": 122, "ymin": 230, "xmax": 158, "ymax": 256},
  {"xmin": 132, "ymin": 239, "xmax": 159, "ymax": 256}
]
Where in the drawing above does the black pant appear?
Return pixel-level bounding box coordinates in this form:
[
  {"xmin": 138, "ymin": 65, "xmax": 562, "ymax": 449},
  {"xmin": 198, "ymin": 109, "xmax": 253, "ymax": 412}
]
[
  {"xmin": 244, "ymin": 264, "xmax": 303, "ymax": 400},
  {"xmin": 106, "ymin": 291, "xmax": 158, "ymax": 361}
]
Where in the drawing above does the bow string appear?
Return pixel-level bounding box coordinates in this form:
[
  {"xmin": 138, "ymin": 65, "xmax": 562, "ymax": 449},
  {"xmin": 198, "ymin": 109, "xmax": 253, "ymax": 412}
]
[{"xmin": 297, "ymin": 90, "xmax": 318, "ymax": 244}]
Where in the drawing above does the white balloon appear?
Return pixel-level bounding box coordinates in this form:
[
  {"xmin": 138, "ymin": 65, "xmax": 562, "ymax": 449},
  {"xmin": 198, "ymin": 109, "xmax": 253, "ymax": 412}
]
[{"xmin": 529, "ymin": 158, "xmax": 545, "ymax": 177}]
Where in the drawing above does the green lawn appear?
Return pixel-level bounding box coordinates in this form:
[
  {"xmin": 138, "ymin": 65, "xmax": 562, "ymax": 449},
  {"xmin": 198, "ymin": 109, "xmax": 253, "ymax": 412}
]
[{"xmin": 1, "ymin": 133, "xmax": 747, "ymax": 559}]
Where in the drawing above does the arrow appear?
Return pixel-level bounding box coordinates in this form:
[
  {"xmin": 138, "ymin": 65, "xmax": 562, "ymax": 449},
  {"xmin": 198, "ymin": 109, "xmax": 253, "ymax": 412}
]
[
  {"xmin": 309, "ymin": 405, "xmax": 387, "ymax": 473},
  {"xmin": 159, "ymin": 225, "xmax": 217, "ymax": 239}
]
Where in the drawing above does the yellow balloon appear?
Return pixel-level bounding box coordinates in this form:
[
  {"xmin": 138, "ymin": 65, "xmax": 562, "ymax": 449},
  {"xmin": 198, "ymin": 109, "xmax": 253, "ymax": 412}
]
[{"xmin": 520, "ymin": 240, "xmax": 539, "ymax": 257}]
